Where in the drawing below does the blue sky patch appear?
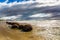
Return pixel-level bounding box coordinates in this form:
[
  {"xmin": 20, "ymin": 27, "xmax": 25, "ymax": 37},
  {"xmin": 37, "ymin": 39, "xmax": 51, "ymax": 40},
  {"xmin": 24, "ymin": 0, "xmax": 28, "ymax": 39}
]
[
  {"xmin": 0, "ymin": 0, "xmax": 29, "ymax": 3},
  {"xmin": 0, "ymin": 0, "xmax": 5, "ymax": 2}
]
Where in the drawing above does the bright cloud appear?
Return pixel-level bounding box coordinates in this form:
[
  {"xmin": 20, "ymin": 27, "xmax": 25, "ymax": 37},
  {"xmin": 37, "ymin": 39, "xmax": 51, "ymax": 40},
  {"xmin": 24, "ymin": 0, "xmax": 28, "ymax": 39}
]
[
  {"xmin": 29, "ymin": 13, "xmax": 53, "ymax": 17},
  {"xmin": 0, "ymin": 15, "xmax": 22, "ymax": 20},
  {"xmin": 0, "ymin": 0, "xmax": 60, "ymax": 8}
]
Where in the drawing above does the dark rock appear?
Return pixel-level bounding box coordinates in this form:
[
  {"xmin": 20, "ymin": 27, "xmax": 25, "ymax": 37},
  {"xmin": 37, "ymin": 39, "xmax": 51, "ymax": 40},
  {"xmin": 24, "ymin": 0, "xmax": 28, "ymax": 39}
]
[
  {"xmin": 10, "ymin": 25, "xmax": 17, "ymax": 29},
  {"xmin": 6, "ymin": 22, "xmax": 15, "ymax": 25},
  {"xmin": 18, "ymin": 25, "xmax": 24, "ymax": 29},
  {"xmin": 21, "ymin": 24, "xmax": 32, "ymax": 32},
  {"xmin": 6, "ymin": 21, "xmax": 33, "ymax": 32}
]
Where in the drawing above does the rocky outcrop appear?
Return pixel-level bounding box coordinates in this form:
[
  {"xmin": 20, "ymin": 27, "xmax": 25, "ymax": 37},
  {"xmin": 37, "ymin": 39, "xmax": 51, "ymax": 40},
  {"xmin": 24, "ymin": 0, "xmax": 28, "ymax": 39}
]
[{"xmin": 6, "ymin": 21, "xmax": 32, "ymax": 32}]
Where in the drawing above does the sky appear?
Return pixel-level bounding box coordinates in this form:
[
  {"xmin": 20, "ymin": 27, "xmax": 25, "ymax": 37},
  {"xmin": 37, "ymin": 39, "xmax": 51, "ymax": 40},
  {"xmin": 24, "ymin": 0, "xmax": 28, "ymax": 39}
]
[
  {"xmin": 0, "ymin": 0, "xmax": 60, "ymax": 20},
  {"xmin": 0, "ymin": 0, "xmax": 28, "ymax": 3}
]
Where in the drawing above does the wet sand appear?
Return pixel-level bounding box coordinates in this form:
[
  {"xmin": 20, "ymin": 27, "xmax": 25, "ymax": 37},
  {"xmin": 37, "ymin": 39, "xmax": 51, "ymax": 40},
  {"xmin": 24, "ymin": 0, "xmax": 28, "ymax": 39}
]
[{"xmin": 0, "ymin": 20, "xmax": 60, "ymax": 40}]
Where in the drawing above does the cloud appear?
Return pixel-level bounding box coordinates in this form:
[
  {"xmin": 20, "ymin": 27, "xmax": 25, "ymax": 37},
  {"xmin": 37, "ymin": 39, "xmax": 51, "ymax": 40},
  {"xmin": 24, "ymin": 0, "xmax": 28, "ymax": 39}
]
[
  {"xmin": 29, "ymin": 13, "xmax": 53, "ymax": 17},
  {"xmin": 0, "ymin": 0, "xmax": 60, "ymax": 20},
  {"xmin": 0, "ymin": 15, "xmax": 22, "ymax": 20}
]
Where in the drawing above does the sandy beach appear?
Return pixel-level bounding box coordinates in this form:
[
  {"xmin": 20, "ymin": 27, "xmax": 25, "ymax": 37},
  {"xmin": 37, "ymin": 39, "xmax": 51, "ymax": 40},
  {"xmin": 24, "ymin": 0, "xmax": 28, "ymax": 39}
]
[{"xmin": 0, "ymin": 20, "xmax": 60, "ymax": 40}]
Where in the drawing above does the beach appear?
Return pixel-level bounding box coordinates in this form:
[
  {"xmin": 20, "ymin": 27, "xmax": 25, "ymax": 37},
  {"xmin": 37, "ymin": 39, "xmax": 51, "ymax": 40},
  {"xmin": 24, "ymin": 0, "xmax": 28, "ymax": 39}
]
[{"xmin": 0, "ymin": 20, "xmax": 60, "ymax": 40}]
